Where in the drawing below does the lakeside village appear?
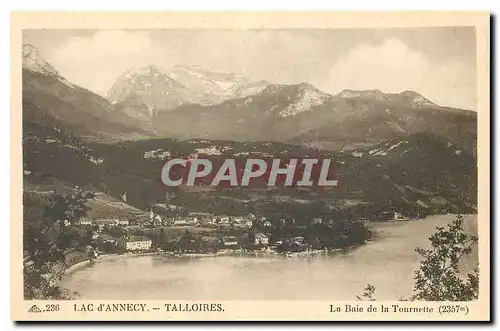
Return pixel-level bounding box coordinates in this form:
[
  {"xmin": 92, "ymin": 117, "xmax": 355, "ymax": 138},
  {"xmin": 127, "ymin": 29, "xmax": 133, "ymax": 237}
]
[{"xmin": 64, "ymin": 201, "xmax": 413, "ymax": 265}]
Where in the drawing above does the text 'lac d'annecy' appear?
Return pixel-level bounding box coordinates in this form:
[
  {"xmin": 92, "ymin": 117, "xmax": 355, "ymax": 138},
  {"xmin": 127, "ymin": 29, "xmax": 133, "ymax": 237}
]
[{"xmin": 160, "ymin": 157, "xmax": 339, "ymax": 188}]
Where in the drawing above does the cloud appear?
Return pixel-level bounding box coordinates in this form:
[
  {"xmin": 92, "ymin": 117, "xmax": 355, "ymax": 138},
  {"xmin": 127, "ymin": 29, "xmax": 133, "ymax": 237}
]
[
  {"xmin": 155, "ymin": 30, "xmax": 325, "ymax": 82},
  {"xmin": 46, "ymin": 32, "xmax": 476, "ymax": 110},
  {"xmin": 320, "ymin": 38, "xmax": 476, "ymax": 110},
  {"xmin": 51, "ymin": 30, "xmax": 156, "ymax": 95},
  {"xmin": 49, "ymin": 30, "xmax": 327, "ymax": 96}
]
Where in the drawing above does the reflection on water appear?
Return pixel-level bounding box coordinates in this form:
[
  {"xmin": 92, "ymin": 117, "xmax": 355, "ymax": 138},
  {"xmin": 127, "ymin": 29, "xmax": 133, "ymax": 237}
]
[{"xmin": 60, "ymin": 214, "xmax": 478, "ymax": 300}]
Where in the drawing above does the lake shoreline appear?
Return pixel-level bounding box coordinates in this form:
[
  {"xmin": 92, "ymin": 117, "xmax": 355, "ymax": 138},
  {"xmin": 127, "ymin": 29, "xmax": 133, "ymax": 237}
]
[
  {"xmin": 62, "ymin": 252, "xmax": 158, "ymax": 275},
  {"xmin": 63, "ymin": 214, "xmax": 474, "ymax": 274},
  {"xmin": 60, "ymin": 214, "xmax": 478, "ymax": 300},
  {"xmin": 63, "ymin": 243, "xmax": 363, "ymax": 274}
]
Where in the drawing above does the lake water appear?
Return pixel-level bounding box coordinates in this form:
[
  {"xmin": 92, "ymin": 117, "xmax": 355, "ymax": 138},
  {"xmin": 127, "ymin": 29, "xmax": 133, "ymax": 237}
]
[{"xmin": 60, "ymin": 214, "xmax": 478, "ymax": 300}]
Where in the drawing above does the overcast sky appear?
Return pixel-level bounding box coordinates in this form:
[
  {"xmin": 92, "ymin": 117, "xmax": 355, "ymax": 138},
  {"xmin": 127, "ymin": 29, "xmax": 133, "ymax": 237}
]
[{"xmin": 23, "ymin": 28, "xmax": 476, "ymax": 110}]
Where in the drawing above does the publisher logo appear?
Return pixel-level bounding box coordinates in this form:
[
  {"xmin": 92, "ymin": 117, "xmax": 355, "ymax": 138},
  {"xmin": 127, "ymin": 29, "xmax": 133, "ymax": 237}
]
[{"xmin": 28, "ymin": 305, "xmax": 42, "ymax": 313}]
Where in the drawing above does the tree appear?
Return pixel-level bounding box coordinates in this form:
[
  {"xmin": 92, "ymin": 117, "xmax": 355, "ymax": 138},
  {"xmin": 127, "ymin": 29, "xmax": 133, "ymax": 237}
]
[
  {"xmin": 132, "ymin": 229, "xmax": 145, "ymax": 237},
  {"xmin": 23, "ymin": 187, "xmax": 91, "ymax": 299},
  {"xmin": 410, "ymin": 214, "xmax": 478, "ymax": 301},
  {"xmin": 159, "ymin": 227, "xmax": 165, "ymax": 246},
  {"xmin": 85, "ymin": 230, "xmax": 93, "ymax": 246},
  {"xmin": 357, "ymin": 214, "xmax": 478, "ymax": 301},
  {"xmin": 101, "ymin": 226, "xmax": 127, "ymax": 239},
  {"xmin": 100, "ymin": 180, "xmax": 111, "ymax": 195},
  {"xmin": 246, "ymin": 230, "xmax": 255, "ymax": 245},
  {"xmin": 356, "ymin": 284, "xmax": 376, "ymax": 301}
]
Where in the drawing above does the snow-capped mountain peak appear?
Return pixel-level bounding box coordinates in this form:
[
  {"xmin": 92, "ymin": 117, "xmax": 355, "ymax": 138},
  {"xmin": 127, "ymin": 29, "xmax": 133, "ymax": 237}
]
[
  {"xmin": 23, "ymin": 44, "xmax": 75, "ymax": 89},
  {"xmin": 108, "ymin": 65, "xmax": 187, "ymax": 99},
  {"xmin": 120, "ymin": 65, "xmax": 170, "ymax": 79},
  {"xmin": 22, "ymin": 44, "xmax": 59, "ymax": 76},
  {"xmin": 338, "ymin": 89, "xmax": 386, "ymax": 100},
  {"xmin": 107, "ymin": 65, "xmax": 192, "ymax": 118},
  {"xmin": 399, "ymin": 90, "xmax": 439, "ymax": 108},
  {"xmin": 107, "ymin": 64, "xmax": 269, "ymax": 119},
  {"xmin": 279, "ymin": 83, "xmax": 330, "ymax": 117},
  {"xmin": 168, "ymin": 64, "xmax": 258, "ymax": 98}
]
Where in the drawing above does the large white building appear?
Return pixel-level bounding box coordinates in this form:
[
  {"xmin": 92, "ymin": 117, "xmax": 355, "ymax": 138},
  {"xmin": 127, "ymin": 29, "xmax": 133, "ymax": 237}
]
[{"xmin": 119, "ymin": 236, "xmax": 152, "ymax": 251}]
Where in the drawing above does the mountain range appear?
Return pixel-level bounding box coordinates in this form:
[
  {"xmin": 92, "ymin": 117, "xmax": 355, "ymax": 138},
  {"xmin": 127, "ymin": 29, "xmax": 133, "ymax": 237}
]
[
  {"xmin": 152, "ymin": 83, "xmax": 477, "ymax": 153},
  {"xmin": 22, "ymin": 44, "xmax": 477, "ymax": 153},
  {"xmin": 21, "ymin": 44, "xmax": 478, "ymax": 216}
]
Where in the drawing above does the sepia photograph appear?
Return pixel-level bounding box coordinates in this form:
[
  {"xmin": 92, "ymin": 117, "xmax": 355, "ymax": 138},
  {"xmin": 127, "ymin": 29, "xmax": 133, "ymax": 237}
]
[{"xmin": 11, "ymin": 11, "xmax": 490, "ymax": 321}]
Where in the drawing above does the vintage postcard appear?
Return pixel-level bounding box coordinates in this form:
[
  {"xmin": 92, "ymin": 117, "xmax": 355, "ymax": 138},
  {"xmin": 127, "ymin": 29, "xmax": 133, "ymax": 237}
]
[{"xmin": 11, "ymin": 12, "xmax": 490, "ymax": 321}]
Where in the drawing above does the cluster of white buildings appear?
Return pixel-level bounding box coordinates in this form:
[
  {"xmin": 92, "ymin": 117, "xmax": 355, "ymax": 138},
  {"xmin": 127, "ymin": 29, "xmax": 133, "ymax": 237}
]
[
  {"xmin": 79, "ymin": 218, "xmax": 130, "ymax": 230},
  {"xmin": 78, "ymin": 211, "xmax": 275, "ymax": 231},
  {"xmin": 77, "ymin": 208, "xmax": 276, "ymax": 253}
]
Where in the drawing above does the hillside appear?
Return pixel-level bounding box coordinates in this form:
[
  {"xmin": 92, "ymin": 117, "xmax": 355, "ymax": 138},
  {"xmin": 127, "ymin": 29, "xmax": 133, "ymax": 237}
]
[
  {"xmin": 335, "ymin": 133, "xmax": 477, "ymax": 208},
  {"xmin": 24, "ymin": 182, "xmax": 146, "ymax": 220},
  {"xmin": 22, "ymin": 45, "xmax": 153, "ymax": 141},
  {"xmin": 336, "ymin": 89, "xmax": 440, "ymax": 109},
  {"xmin": 23, "ymin": 121, "xmax": 477, "ymax": 219}
]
